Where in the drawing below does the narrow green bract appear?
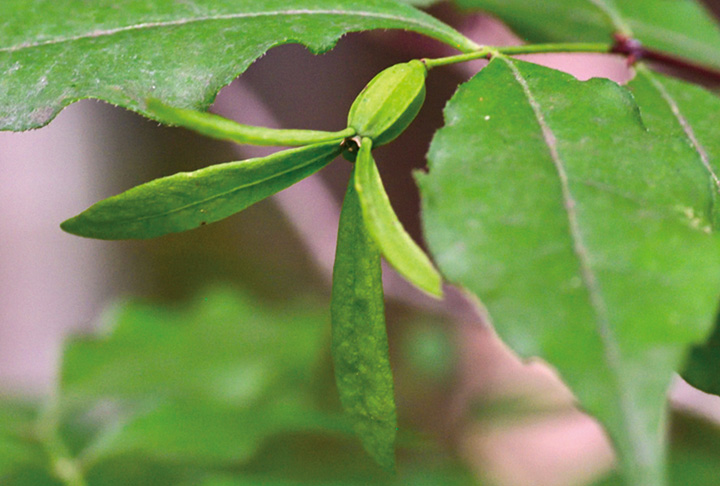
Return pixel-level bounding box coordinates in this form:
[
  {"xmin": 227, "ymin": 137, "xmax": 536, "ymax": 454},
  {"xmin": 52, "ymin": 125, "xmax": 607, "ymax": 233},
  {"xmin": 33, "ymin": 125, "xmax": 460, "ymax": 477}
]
[
  {"xmin": 355, "ymin": 138, "xmax": 442, "ymax": 297},
  {"xmin": 61, "ymin": 142, "xmax": 343, "ymax": 239},
  {"xmin": 146, "ymin": 99, "xmax": 355, "ymax": 147},
  {"xmin": 347, "ymin": 60, "xmax": 427, "ymax": 147},
  {"xmin": 331, "ymin": 172, "xmax": 397, "ymax": 471}
]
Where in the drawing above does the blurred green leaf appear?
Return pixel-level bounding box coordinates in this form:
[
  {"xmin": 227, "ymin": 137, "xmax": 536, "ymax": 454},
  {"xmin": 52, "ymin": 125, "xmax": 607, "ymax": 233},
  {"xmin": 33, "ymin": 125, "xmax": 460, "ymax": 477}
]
[
  {"xmin": 61, "ymin": 142, "xmax": 343, "ymax": 240},
  {"xmin": 669, "ymin": 411, "xmax": 720, "ymax": 486},
  {"xmin": 0, "ymin": 467, "xmax": 63, "ymax": 486},
  {"xmin": 60, "ymin": 286, "xmax": 335, "ymax": 466},
  {"xmin": 83, "ymin": 400, "xmax": 336, "ymax": 466},
  {"xmin": 457, "ymin": 0, "xmax": 720, "ymax": 69},
  {"xmin": 682, "ymin": 315, "xmax": 720, "ymax": 396},
  {"xmin": 0, "ymin": 0, "xmax": 476, "ymax": 131},
  {"xmin": 418, "ymin": 57, "xmax": 720, "ymax": 484},
  {"xmin": 85, "ymin": 457, "xmax": 197, "ymax": 486},
  {"xmin": 331, "ymin": 174, "xmax": 397, "ymax": 471},
  {"xmin": 197, "ymin": 458, "xmax": 475, "ymax": 485},
  {"xmin": 0, "ymin": 402, "xmax": 43, "ymax": 479}
]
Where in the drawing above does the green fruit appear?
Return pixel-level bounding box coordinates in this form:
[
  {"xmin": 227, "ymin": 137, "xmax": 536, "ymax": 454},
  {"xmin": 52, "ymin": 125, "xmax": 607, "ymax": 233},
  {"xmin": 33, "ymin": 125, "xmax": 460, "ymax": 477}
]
[{"xmin": 347, "ymin": 60, "xmax": 427, "ymax": 147}]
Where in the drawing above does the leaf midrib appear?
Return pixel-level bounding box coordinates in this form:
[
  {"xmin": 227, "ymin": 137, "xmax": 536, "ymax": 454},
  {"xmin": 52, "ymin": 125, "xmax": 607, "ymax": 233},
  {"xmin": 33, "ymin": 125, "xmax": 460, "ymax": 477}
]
[
  {"xmin": 0, "ymin": 9, "xmax": 475, "ymax": 54},
  {"xmin": 96, "ymin": 146, "xmax": 337, "ymax": 226},
  {"xmin": 501, "ymin": 56, "xmax": 651, "ymax": 466}
]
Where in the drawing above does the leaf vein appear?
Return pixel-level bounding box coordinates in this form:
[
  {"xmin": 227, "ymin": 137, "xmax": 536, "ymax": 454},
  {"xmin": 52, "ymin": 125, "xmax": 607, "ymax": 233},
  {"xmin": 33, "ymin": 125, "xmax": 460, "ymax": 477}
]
[
  {"xmin": 502, "ymin": 56, "xmax": 650, "ymax": 464},
  {"xmin": 109, "ymin": 147, "xmax": 334, "ymax": 225},
  {"xmin": 586, "ymin": 0, "xmax": 632, "ymax": 34},
  {"xmin": 639, "ymin": 66, "xmax": 720, "ymax": 199}
]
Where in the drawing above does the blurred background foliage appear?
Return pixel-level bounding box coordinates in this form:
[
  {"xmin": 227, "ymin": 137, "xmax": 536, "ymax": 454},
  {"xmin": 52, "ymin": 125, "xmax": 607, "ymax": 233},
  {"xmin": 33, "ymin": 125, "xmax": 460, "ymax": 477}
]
[
  {"xmin": 0, "ymin": 286, "xmax": 471, "ymax": 485},
  {"xmin": 2, "ymin": 2, "xmax": 720, "ymax": 485}
]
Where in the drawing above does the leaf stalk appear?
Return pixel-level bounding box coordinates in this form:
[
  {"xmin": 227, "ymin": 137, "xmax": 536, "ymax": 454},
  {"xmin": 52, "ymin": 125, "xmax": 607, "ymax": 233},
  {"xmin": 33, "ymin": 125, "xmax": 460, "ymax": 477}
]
[{"xmin": 422, "ymin": 43, "xmax": 612, "ymax": 69}]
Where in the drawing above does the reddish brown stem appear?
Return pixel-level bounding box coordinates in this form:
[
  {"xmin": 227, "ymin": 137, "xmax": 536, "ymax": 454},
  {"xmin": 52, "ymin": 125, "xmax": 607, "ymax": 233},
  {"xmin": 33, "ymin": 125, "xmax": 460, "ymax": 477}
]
[{"xmin": 611, "ymin": 33, "xmax": 720, "ymax": 84}]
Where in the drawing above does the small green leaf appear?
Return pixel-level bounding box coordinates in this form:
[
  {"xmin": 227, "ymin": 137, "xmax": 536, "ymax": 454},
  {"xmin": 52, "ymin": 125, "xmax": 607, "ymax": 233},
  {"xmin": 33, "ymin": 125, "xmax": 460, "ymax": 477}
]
[
  {"xmin": 146, "ymin": 99, "xmax": 354, "ymax": 146},
  {"xmin": 61, "ymin": 141, "xmax": 343, "ymax": 239},
  {"xmin": 355, "ymin": 138, "xmax": 442, "ymax": 297},
  {"xmin": 331, "ymin": 173, "xmax": 397, "ymax": 471},
  {"xmin": 0, "ymin": 0, "xmax": 477, "ymax": 131}
]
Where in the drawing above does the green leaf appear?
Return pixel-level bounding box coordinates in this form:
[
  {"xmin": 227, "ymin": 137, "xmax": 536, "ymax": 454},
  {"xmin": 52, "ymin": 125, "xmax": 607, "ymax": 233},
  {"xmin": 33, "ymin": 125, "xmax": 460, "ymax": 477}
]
[
  {"xmin": 457, "ymin": 0, "xmax": 720, "ymax": 69},
  {"xmin": 624, "ymin": 67, "xmax": 720, "ymax": 400},
  {"xmin": 682, "ymin": 314, "xmax": 720, "ymax": 396},
  {"xmin": 0, "ymin": 0, "xmax": 477, "ymax": 131},
  {"xmin": 60, "ymin": 287, "xmax": 333, "ymax": 465},
  {"xmin": 146, "ymin": 99, "xmax": 355, "ymax": 146},
  {"xmin": 417, "ymin": 57, "xmax": 720, "ymax": 485},
  {"xmin": 354, "ymin": 138, "xmax": 442, "ymax": 297},
  {"xmin": 83, "ymin": 400, "xmax": 333, "ymax": 466},
  {"xmin": 331, "ymin": 174, "xmax": 397, "ymax": 471},
  {"xmin": 627, "ymin": 66, "xmax": 720, "ymax": 226},
  {"xmin": 60, "ymin": 141, "xmax": 343, "ymax": 239},
  {"xmin": 668, "ymin": 411, "xmax": 720, "ymax": 486},
  {"xmin": 62, "ymin": 287, "xmax": 327, "ymax": 403}
]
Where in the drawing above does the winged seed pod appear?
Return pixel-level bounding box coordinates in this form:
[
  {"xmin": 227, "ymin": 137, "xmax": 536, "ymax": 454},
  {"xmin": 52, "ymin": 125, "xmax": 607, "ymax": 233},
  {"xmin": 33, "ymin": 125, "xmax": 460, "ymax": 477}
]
[{"xmin": 347, "ymin": 60, "xmax": 427, "ymax": 148}]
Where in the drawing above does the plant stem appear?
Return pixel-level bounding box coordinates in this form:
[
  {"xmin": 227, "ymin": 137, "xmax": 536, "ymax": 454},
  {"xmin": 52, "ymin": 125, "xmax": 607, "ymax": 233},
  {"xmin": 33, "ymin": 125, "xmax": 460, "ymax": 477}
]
[{"xmin": 423, "ymin": 43, "xmax": 612, "ymax": 69}]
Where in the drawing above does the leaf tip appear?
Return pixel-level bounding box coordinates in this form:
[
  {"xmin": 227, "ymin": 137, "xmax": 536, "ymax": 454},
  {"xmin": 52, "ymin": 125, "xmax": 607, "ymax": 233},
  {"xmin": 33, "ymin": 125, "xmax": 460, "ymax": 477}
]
[{"xmin": 59, "ymin": 215, "xmax": 84, "ymax": 237}]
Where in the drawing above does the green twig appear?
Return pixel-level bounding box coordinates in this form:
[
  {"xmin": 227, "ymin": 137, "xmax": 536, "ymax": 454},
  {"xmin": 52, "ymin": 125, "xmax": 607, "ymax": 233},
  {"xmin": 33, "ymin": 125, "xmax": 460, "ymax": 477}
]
[{"xmin": 422, "ymin": 43, "xmax": 613, "ymax": 69}]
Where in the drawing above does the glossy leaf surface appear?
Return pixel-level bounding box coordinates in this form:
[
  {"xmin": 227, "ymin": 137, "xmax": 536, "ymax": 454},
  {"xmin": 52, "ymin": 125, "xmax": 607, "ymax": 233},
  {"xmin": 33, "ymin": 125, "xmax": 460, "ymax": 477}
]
[
  {"xmin": 417, "ymin": 57, "xmax": 720, "ymax": 484},
  {"xmin": 147, "ymin": 99, "xmax": 354, "ymax": 146},
  {"xmin": 354, "ymin": 138, "xmax": 442, "ymax": 297},
  {"xmin": 457, "ymin": 0, "xmax": 720, "ymax": 69},
  {"xmin": 331, "ymin": 174, "xmax": 397, "ymax": 471},
  {"xmin": 0, "ymin": 0, "xmax": 476, "ymax": 131},
  {"xmin": 61, "ymin": 141, "xmax": 343, "ymax": 240}
]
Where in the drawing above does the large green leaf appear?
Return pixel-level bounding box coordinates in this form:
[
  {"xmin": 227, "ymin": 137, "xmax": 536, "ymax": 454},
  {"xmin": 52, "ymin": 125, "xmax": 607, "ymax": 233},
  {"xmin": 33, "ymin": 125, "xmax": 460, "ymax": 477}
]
[
  {"xmin": 331, "ymin": 174, "xmax": 397, "ymax": 471},
  {"xmin": 456, "ymin": 0, "xmax": 720, "ymax": 69},
  {"xmin": 0, "ymin": 0, "xmax": 476, "ymax": 131},
  {"xmin": 417, "ymin": 57, "xmax": 720, "ymax": 485},
  {"xmin": 61, "ymin": 141, "xmax": 343, "ymax": 240}
]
